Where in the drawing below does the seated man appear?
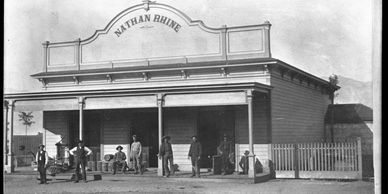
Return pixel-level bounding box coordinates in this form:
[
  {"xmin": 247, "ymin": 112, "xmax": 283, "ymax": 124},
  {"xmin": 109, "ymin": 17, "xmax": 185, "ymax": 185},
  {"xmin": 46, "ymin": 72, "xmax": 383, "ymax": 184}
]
[
  {"xmin": 239, "ymin": 150, "xmax": 249, "ymax": 174},
  {"xmin": 112, "ymin": 145, "xmax": 127, "ymax": 175}
]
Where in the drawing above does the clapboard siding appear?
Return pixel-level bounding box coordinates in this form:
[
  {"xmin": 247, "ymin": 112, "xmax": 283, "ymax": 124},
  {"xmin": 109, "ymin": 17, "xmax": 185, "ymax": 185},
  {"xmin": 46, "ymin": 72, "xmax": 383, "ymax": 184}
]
[
  {"xmin": 164, "ymin": 108, "xmax": 197, "ymax": 171},
  {"xmin": 102, "ymin": 111, "xmax": 130, "ymax": 144},
  {"xmin": 235, "ymin": 97, "xmax": 270, "ymax": 144},
  {"xmin": 164, "ymin": 108, "xmax": 197, "ymax": 144},
  {"xmin": 171, "ymin": 144, "xmax": 192, "ymax": 171},
  {"xmin": 43, "ymin": 111, "xmax": 69, "ymax": 158},
  {"xmin": 270, "ymin": 72, "xmax": 331, "ymax": 143}
]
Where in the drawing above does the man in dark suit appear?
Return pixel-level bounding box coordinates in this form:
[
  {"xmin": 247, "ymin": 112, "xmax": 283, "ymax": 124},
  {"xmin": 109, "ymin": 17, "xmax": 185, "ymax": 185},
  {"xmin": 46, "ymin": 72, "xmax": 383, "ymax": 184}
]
[
  {"xmin": 188, "ymin": 135, "xmax": 202, "ymax": 178},
  {"xmin": 36, "ymin": 144, "xmax": 49, "ymax": 184},
  {"xmin": 159, "ymin": 136, "xmax": 174, "ymax": 177}
]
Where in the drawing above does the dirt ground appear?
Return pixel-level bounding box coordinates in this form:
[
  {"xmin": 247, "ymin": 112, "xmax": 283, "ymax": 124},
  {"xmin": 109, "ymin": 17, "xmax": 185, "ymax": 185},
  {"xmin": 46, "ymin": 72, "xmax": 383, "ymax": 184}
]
[{"xmin": 3, "ymin": 175, "xmax": 374, "ymax": 194}]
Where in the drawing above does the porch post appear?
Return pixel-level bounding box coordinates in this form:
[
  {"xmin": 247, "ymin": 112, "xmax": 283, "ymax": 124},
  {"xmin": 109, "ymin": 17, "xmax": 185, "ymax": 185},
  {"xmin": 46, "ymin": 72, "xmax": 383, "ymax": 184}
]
[
  {"xmin": 5, "ymin": 100, "xmax": 15, "ymax": 173},
  {"xmin": 247, "ymin": 90, "xmax": 256, "ymax": 178},
  {"xmin": 157, "ymin": 93, "xmax": 164, "ymax": 176},
  {"xmin": 78, "ymin": 97, "xmax": 85, "ymax": 140},
  {"xmin": 3, "ymin": 101, "xmax": 9, "ymax": 169}
]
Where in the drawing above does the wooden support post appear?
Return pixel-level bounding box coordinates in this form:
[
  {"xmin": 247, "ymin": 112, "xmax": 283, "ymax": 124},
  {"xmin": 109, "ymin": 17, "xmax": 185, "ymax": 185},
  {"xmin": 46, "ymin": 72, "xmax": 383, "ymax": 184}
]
[
  {"xmin": 357, "ymin": 137, "xmax": 363, "ymax": 179},
  {"xmin": 157, "ymin": 94, "xmax": 164, "ymax": 176},
  {"xmin": 78, "ymin": 97, "xmax": 85, "ymax": 141},
  {"xmin": 247, "ymin": 90, "xmax": 256, "ymax": 178},
  {"xmin": 5, "ymin": 100, "xmax": 15, "ymax": 173}
]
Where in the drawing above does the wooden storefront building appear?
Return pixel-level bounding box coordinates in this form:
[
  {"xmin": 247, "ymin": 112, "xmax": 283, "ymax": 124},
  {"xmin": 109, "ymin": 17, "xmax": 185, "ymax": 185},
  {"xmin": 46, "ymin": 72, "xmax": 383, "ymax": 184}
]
[{"xmin": 4, "ymin": 1, "xmax": 339, "ymax": 177}]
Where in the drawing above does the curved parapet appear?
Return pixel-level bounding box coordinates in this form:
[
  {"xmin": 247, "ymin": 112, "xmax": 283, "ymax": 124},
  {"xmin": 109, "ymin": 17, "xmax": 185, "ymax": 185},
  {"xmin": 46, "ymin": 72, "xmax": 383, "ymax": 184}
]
[{"xmin": 41, "ymin": 1, "xmax": 271, "ymax": 72}]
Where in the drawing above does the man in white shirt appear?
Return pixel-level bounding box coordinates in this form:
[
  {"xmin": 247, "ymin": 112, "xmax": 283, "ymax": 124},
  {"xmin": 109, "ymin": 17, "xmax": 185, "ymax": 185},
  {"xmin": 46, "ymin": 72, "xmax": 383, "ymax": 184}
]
[
  {"xmin": 36, "ymin": 144, "xmax": 49, "ymax": 184},
  {"xmin": 131, "ymin": 135, "xmax": 143, "ymax": 175},
  {"xmin": 69, "ymin": 140, "xmax": 92, "ymax": 183}
]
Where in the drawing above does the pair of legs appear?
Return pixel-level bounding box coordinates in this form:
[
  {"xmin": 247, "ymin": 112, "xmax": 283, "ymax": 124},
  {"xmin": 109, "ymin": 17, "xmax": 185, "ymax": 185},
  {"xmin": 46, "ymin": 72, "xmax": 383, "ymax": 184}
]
[
  {"xmin": 38, "ymin": 163, "xmax": 47, "ymax": 184},
  {"xmin": 112, "ymin": 161, "xmax": 127, "ymax": 174},
  {"xmin": 191, "ymin": 157, "xmax": 200, "ymax": 177},
  {"xmin": 74, "ymin": 159, "xmax": 87, "ymax": 182},
  {"xmin": 163, "ymin": 155, "xmax": 174, "ymax": 177},
  {"xmin": 132, "ymin": 155, "xmax": 143, "ymax": 174},
  {"xmin": 221, "ymin": 154, "xmax": 230, "ymax": 175},
  {"xmin": 239, "ymin": 159, "xmax": 249, "ymax": 174}
]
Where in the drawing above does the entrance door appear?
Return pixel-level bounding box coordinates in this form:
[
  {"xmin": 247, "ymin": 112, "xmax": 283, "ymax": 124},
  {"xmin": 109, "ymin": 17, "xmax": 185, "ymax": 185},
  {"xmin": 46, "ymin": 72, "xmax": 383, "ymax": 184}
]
[{"xmin": 198, "ymin": 107, "xmax": 235, "ymax": 168}]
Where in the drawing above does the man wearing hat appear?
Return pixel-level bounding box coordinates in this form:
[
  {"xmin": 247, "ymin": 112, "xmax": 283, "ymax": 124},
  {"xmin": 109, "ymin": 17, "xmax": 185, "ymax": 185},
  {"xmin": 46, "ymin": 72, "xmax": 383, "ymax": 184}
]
[
  {"xmin": 217, "ymin": 134, "xmax": 232, "ymax": 175},
  {"xmin": 188, "ymin": 135, "xmax": 202, "ymax": 177},
  {"xmin": 112, "ymin": 145, "xmax": 127, "ymax": 175},
  {"xmin": 69, "ymin": 140, "xmax": 92, "ymax": 183},
  {"xmin": 159, "ymin": 135, "xmax": 174, "ymax": 177},
  {"xmin": 130, "ymin": 135, "xmax": 143, "ymax": 175},
  {"xmin": 36, "ymin": 144, "xmax": 49, "ymax": 184},
  {"xmin": 239, "ymin": 150, "xmax": 249, "ymax": 174}
]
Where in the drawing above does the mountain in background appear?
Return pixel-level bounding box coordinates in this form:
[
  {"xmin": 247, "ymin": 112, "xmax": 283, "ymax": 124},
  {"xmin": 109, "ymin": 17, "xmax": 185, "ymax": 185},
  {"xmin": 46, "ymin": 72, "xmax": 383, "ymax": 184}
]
[{"xmin": 321, "ymin": 75, "xmax": 373, "ymax": 108}]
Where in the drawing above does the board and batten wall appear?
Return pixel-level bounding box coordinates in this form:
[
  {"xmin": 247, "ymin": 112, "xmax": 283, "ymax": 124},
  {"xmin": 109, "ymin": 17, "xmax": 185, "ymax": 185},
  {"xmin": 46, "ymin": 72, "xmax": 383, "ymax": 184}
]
[{"xmin": 270, "ymin": 71, "xmax": 331, "ymax": 143}]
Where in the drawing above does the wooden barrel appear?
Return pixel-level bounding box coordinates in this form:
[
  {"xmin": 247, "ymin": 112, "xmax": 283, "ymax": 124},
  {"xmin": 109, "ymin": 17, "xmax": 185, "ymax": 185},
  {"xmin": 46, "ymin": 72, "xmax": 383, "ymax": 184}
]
[
  {"xmin": 88, "ymin": 161, "xmax": 96, "ymax": 171},
  {"xmin": 108, "ymin": 161, "xmax": 114, "ymax": 172},
  {"xmin": 102, "ymin": 162, "xmax": 109, "ymax": 172},
  {"xmin": 97, "ymin": 161, "xmax": 103, "ymax": 171},
  {"xmin": 104, "ymin": 154, "xmax": 114, "ymax": 161}
]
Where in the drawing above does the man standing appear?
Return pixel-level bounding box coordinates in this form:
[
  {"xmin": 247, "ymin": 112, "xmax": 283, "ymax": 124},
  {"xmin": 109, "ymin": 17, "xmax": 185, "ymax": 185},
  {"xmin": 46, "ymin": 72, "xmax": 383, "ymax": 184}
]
[
  {"xmin": 69, "ymin": 140, "xmax": 92, "ymax": 183},
  {"xmin": 159, "ymin": 136, "xmax": 174, "ymax": 177},
  {"xmin": 217, "ymin": 134, "xmax": 232, "ymax": 175},
  {"xmin": 188, "ymin": 135, "xmax": 202, "ymax": 178},
  {"xmin": 112, "ymin": 145, "xmax": 127, "ymax": 175},
  {"xmin": 36, "ymin": 144, "xmax": 49, "ymax": 184},
  {"xmin": 131, "ymin": 135, "xmax": 143, "ymax": 175},
  {"xmin": 239, "ymin": 150, "xmax": 249, "ymax": 174}
]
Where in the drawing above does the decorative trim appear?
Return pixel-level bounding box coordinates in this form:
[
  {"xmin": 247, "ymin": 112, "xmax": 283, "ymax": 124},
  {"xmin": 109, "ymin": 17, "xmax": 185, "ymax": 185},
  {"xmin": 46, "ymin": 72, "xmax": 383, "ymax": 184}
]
[
  {"xmin": 221, "ymin": 67, "xmax": 228, "ymax": 77},
  {"xmin": 106, "ymin": 74, "xmax": 113, "ymax": 83},
  {"xmin": 180, "ymin": 70, "xmax": 188, "ymax": 79},
  {"xmin": 73, "ymin": 76, "xmax": 79, "ymax": 85},
  {"xmin": 142, "ymin": 72, "xmax": 149, "ymax": 81}
]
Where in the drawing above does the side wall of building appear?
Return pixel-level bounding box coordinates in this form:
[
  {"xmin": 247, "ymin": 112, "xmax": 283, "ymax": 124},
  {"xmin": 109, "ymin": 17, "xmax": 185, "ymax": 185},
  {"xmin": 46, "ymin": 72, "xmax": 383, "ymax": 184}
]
[
  {"xmin": 43, "ymin": 111, "xmax": 69, "ymax": 158},
  {"xmin": 270, "ymin": 71, "xmax": 331, "ymax": 143}
]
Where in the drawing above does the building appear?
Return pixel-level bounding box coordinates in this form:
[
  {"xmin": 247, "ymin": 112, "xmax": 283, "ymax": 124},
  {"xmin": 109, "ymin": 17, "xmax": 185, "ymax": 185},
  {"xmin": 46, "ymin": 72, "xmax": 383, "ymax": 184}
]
[{"xmin": 4, "ymin": 1, "xmax": 339, "ymax": 177}]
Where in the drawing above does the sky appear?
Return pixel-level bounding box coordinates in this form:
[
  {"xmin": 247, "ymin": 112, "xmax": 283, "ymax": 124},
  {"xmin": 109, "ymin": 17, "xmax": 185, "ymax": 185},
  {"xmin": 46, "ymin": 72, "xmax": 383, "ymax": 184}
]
[{"xmin": 4, "ymin": 0, "xmax": 373, "ymax": 93}]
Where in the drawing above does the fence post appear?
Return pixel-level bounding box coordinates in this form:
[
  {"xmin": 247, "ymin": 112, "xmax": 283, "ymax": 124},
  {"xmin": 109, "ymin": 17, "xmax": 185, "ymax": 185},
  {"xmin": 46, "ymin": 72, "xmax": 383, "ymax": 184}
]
[
  {"xmin": 357, "ymin": 137, "xmax": 362, "ymax": 179},
  {"xmin": 293, "ymin": 144, "xmax": 299, "ymax": 178}
]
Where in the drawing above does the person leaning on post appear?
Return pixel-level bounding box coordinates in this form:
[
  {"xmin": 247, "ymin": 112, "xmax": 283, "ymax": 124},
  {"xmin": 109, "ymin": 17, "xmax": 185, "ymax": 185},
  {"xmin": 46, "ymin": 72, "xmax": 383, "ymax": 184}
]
[
  {"xmin": 69, "ymin": 140, "xmax": 92, "ymax": 183},
  {"xmin": 188, "ymin": 135, "xmax": 202, "ymax": 178},
  {"xmin": 36, "ymin": 144, "xmax": 49, "ymax": 184},
  {"xmin": 159, "ymin": 135, "xmax": 174, "ymax": 177}
]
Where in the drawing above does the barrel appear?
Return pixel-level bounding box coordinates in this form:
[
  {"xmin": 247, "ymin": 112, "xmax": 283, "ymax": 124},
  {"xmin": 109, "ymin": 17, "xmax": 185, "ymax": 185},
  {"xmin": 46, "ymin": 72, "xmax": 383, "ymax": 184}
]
[
  {"xmin": 108, "ymin": 161, "xmax": 114, "ymax": 172},
  {"xmin": 97, "ymin": 161, "xmax": 103, "ymax": 171},
  {"xmin": 102, "ymin": 161, "xmax": 109, "ymax": 172},
  {"xmin": 104, "ymin": 154, "xmax": 114, "ymax": 161},
  {"xmin": 88, "ymin": 161, "xmax": 96, "ymax": 171}
]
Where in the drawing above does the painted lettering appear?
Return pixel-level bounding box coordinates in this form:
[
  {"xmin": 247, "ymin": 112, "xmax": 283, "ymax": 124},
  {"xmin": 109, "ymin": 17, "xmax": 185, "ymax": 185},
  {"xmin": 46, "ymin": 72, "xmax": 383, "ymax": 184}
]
[
  {"xmin": 174, "ymin": 24, "xmax": 181, "ymax": 32},
  {"xmin": 114, "ymin": 14, "xmax": 182, "ymax": 37},
  {"xmin": 153, "ymin": 14, "xmax": 160, "ymax": 22}
]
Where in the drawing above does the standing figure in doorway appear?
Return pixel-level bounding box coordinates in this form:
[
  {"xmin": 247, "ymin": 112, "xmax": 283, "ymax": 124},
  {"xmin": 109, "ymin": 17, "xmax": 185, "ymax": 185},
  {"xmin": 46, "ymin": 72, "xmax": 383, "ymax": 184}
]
[
  {"xmin": 159, "ymin": 136, "xmax": 174, "ymax": 177},
  {"xmin": 188, "ymin": 135, "xmax": 202, "ymax": 177},
  {"xmin": 131, "ymin": 135, "xmax": 143, "ymax": 175},
  {"xmin": 112, "ymin": 145, "xmax": 127, "ymax": 175},
  {"xmin": 36, "ymin": 144, "xmax": 49, "ymax": 184},
  {"xmin": 217, "ymin": 134, "xmax": 232, "ymax": 175},
  {"xmin": 69, "ymin": 140, "xmax": 92, "ymax": 183}
]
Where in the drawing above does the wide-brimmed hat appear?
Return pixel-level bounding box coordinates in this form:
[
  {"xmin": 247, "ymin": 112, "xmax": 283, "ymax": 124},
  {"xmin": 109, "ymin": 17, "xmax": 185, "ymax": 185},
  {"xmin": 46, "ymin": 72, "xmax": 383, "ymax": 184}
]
[
  {"xmin": 162, "ymin": 135, "xmax": 171, "ymax": 140},
  {"xmin": 116, "ymin": 145, "xmax": 123, "ymax": 150},
  {"xmin": 191, "ymin": 135, "xmax": 198, "ymax": 139},
  {"xmin": 38, "ymin": 144, "xmax": 45, "ymax": 148},
  {"xmin": 244, "ymin": 150, "xmax": 249, "ymax": 155},
  {"xmin": 132, "ymin": 135, "xmax": 137, "ymax": 138}
]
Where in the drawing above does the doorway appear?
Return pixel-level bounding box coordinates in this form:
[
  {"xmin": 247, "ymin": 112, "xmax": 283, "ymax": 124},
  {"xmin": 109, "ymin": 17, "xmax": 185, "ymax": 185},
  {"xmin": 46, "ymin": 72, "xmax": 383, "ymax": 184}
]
[{"xmin": 197, "ymin": 107, "xmax": 235, "ymax": 168}]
